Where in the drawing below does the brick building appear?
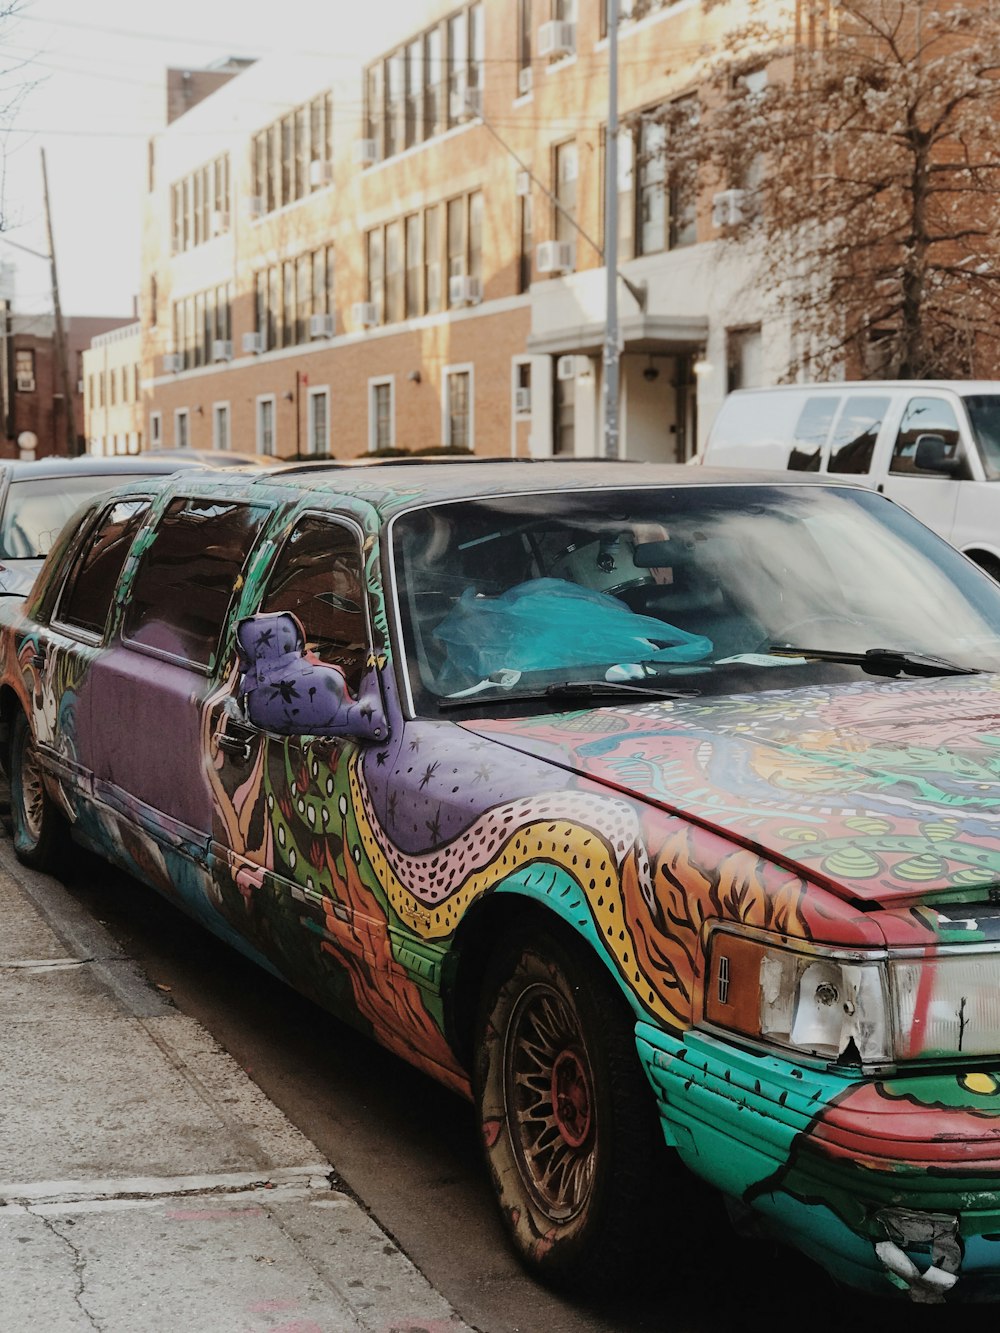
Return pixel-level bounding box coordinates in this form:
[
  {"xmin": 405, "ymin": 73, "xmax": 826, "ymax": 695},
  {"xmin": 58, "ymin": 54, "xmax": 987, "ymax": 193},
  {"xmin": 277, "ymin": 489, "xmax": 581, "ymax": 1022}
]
[
  {"xmin": 1, "ymin": 307, "xmax": 131, "ymax": 459},
  {"xmin": 139, "ymin": 1, "xmax": 775, "ymax": 461}
]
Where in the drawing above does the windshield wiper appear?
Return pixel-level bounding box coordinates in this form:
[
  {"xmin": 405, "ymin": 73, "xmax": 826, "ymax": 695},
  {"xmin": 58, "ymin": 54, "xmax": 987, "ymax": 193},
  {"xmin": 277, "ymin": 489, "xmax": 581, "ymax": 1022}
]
[
  {"xmin": 439, "ymin": 680, "xmax": 699, "ymax": 711},
  {"xmin": 768, "ymin": 646, "xmax": 981, "ymax": 678}
]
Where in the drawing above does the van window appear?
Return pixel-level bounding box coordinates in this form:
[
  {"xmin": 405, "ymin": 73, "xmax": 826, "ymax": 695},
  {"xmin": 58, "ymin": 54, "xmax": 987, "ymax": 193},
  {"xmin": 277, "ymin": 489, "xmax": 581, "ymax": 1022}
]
[
  {"xmin": 964, "ymin": 395, "xmax": 1000, "ymax": 480},
  {"xmin": 890, "ymin": 398, "xmax": 961, "ymax": 476},
  {"xmin": 788, "ymin": 396, "xmax": 840, "ymax": 470},
  {"xmin": 703, "ymin": 390, "xmax": 812, "ymax": 469},
  {"xmin": 827, "ymin": 396, "xmax": 889, "ymax": 475}
]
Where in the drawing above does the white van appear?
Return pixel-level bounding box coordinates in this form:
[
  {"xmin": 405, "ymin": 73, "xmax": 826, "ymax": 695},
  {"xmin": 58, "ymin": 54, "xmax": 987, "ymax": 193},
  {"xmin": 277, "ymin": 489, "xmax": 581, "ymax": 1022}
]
[{"xmin": 701, "ymin": 381, "xmax": 1000, "ymax": 576}]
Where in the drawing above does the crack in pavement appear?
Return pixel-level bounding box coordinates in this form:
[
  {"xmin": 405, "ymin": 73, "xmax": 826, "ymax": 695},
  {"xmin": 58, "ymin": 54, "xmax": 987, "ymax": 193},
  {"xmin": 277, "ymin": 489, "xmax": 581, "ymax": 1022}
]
[{"xmin": 32, "ymin": 1209, "xmax": 103, "ymax": 1332}]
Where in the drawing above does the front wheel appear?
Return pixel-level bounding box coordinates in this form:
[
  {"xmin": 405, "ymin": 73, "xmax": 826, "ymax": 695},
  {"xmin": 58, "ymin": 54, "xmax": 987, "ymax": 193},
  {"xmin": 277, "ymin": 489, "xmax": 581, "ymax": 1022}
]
[
  {"xmin": 9, "ymin": 710, "xmax": 67, "ymax": 873},
  {"xmin": 474, "ymin": 926, "xmax": 664, "ymax": 1290}
]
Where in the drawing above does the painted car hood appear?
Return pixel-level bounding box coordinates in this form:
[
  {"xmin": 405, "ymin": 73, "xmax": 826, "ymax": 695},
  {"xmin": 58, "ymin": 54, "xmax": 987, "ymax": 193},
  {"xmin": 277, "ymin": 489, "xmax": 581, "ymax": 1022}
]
[{"xmin": 461, "ymin": 673, "xmax": 1000, "ymax": 906}]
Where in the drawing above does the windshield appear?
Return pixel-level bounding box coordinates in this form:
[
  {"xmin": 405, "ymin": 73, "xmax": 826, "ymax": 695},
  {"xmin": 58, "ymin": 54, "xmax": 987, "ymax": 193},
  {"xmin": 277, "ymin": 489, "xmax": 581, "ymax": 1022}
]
[
  {"xmin": 390, "ymin": 483, "xmax": 1000, "ymax": 713},
  {"xmin": 0, "ymin": 475, "xmax": 155, "ymax": 558},
  {"xmin": 963, "ymin": 394, "xmax": 1000, "ymax": 479}
]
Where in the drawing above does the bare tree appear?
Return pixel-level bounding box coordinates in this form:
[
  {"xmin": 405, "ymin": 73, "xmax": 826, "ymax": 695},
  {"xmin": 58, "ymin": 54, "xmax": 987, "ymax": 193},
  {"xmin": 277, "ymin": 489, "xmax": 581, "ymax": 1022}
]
[
  {"xmin": 0, "ymin": 2, "xmax": 37, "ymax": 234},
  {"xmin": 659, "ymin": 0, "xmax": 1000, "ymax": 380}
]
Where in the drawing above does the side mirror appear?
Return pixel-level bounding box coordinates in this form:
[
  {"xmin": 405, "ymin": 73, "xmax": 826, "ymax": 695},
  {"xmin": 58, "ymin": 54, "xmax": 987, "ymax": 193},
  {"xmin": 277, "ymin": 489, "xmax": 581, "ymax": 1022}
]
[
  {"xmin": 914, "ymin": 432, "xmax": 962, "ymax": 476},
  {"xmin": 235, "ymin": 611, "xmax": 388, "ymax": 743}
]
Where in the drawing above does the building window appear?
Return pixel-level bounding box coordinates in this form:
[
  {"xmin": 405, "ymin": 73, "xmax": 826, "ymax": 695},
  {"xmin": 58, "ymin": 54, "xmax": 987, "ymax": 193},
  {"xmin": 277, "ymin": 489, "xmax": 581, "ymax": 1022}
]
[
  {"xmin": 424, "ymin": 26, "xmax": 443, "ymax": 139},
  {"xmin": 405, "ymin": 39, "xmax": 422, "ymax": 147},
  {"xmin": 175, "ymin": 408, "xmax": 189, "ymax": 449},
  {"xmin": 308, "ymin": 388, "xmax": 330, "ymax": 455},
  {"xmin": 444, "ymin": 366, "xmax": 472, "ymax": 449},
  {"xmin": 14, "ymin": 349, "xmax": 35, "ymax": 392},
  {"xmin": 726, "ymin": 325, "xmax": 763, "ymax": 392},
  {"xmin": 554, "ymin": 377, "xmax": 574, "ymax": 456},
  {"xmin": 513, "ymin": 360, "xmax": 532, "ymax": 418},
  {"xmin": 424, "ymin": 205, "xmax": 442, "ymax": 314},
  {"xmin": 257, "ymin": 395, "xmax": 276, "ymax": 455},
  {"xmin": 169, "ymin": 154, "xmax": 230, "ymax": 253},
  {"xmin": 447, "ymin": 196, "xmax": 466, "ymax": 304},
  {"xmin": 468, "ymin": 190, "xmax": 483, "ymax": 286},
  {"xmin": 385, "ymin": 219, "xmax": 404, "ymax": 324},
  {"xmin": 367, "ymin": 229, "xmax": 385, "ymax": 325},
  {"xmin": 369, "ymin": 378, "xmax": 394, "ymax": 452},
  {"xmin": 554, "ymin": 140, "xmax": 578, "ymax": 245},
  {"xmin": 150, "ymin": 411, "xmax": 162, "ymax": 446},
  {"xmin": 405, "ymin": 214, "xmax": 422, "ymax": 317},
  {"xmin": 518, "ymin": 192, "xmax": 533, "ymax": 293},
  {"xmin": 518, "ymin": 0, "xmax": 532, "ymax": 81},
  {"xmin": 213, "ymin": 402, "xmax": 230, "ymax": 451}
]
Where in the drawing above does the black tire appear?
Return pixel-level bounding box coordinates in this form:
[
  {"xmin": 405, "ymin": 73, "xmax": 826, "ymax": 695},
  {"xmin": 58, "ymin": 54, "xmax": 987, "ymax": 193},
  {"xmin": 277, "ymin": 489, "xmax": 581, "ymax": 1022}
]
[
  {"xmin": 473, "ymin": 925, "xmax": 665, "ymax": 1291},
  {"xmin": 9, "ymin": 711, "xmax": 67, "ymax": 872},
  {"xmin": 975, "ymin": 554, "xmax": 1000, "ymax": 583}
]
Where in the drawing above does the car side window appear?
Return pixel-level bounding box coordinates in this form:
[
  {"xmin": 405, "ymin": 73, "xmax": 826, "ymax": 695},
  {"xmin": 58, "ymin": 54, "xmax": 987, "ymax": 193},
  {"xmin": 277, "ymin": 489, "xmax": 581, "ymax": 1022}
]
[
  {"xmin": 56, "ymin": 499, "xmax": 151, "ymax": 637},
  {"xmin": 788, "ymin": 396, "xmax": 840, "ymax": 470},
  {"xmin": 123, "ymin": 498, "xmax": 269, "ymax": 668},
  {"xmin": 260, "ymin": 515, "xmax": 368, "ymax": 693},
  {"xmin": 826, "ymin": 395, "xmax": 890, "ymax": 475},
  {"xmin": 890, "ymin": 397, "xmax": 961, "ymax": 475}
]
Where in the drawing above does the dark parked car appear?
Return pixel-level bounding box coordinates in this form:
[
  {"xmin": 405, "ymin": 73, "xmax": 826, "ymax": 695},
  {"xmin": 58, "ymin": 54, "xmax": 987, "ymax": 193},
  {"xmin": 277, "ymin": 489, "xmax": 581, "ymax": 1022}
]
[
  {"xmin": 0, "ymin": 455, "xmax": 213, "ymax": 597},
  {"xmin": 5, "ymin": 460, "xmax": 1000, "ymax": 1303}
]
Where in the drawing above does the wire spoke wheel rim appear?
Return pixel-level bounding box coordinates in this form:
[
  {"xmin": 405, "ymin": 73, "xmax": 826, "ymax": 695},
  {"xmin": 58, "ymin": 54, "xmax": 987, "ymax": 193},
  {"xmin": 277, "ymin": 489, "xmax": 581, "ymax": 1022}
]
[
  {"xmin": 18, "ymin": 730, "xmax": 45, "ymax": 845},
  {"xmin": 502, "ymin": 979, "xmax": 597, "ymax": 1223}
]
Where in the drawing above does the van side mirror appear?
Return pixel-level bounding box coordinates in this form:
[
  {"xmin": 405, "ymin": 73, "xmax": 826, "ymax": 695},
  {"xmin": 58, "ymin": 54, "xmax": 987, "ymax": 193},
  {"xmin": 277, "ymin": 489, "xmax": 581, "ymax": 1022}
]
[
  {"xmin": 235, "ymin": 611, "xmax": 387, "ymax": 742},
  {"xmin": 914, "ymin": 432, "xmax": 963, "ymax": 476}
]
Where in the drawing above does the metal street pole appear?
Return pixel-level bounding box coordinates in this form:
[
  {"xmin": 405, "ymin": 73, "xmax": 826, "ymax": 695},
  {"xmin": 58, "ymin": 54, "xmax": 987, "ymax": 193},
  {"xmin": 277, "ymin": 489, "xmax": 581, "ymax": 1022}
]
[{"xmin": 603, "ymin": 0, "xmax": 620, "ymax": 458}]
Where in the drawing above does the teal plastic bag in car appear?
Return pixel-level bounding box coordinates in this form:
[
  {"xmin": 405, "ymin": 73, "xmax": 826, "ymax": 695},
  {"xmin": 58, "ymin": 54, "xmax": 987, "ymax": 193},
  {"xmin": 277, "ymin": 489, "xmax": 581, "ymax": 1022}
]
[{"xmin": 433, "ymin": 577, "xmax": 713, "ymax": 683}]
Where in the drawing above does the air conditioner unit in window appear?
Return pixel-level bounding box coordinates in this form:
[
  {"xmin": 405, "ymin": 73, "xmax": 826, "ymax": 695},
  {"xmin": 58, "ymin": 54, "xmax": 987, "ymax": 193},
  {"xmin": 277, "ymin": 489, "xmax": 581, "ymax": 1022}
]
[
  {"xmin": 515, "ymin": 169, "xmax": 531, "ymax": 197},
  {"xmin": 310, "ymin": 312, "xmax": 335, "ymax": 338},
  {"xmin": 212, "ymin": 339, "xmax": 233, "ymax": 363},
  {"xmin": 517, "ymin": 65, "xmax": 533, "ymax": 96},
  {"xmin": 354, "ymin": 138, "xmax": 377, "ymax": 166},
  {"xmin": 448, "ymin": 275, "xmax": 482, "ymax": 306},
  {"xmin": 163, "ymin": 353, "xmax": 183, "ymax": 373},
  {"xmin": 538, "ymin": 20, "xmax": 575, "ymax": 58},
  {"xmin": 15, "ymin": 373, "xmax": 35, "ymax": 392},
  {"xmin": 712, "ymin": 188, "xmax": 747, "ymax": 228},
  {"xmin": 352, "ymin": 302, "xmax": 378, "ymax": 328},
  {"xmin": 556, "ymin": 355, "xmax": 580, "ymax": 381},
  {"xmin": 536, "ymin": 240, "xmax": 575, "ymax": 273},
  {"xmin": 210, "ymin": 209, "xmax": 229, "ymax": 235},
  {"xmin": 247, "ymin": 195, "xmax": 265, "ymax": 219},
  {"xmin": 309, "ymin": 159, "xmax": 333, "ymax": 188},
  {"xmin": 514, "ymin": 386, "xmax": 531, "ymax": 414},
  {"xmin": 450, "ymin": 79, "xmax": 482, "ymax": 122},
  {"xmin": 242, "ymin": 331, "xmax": 265, "ymax": 354}
]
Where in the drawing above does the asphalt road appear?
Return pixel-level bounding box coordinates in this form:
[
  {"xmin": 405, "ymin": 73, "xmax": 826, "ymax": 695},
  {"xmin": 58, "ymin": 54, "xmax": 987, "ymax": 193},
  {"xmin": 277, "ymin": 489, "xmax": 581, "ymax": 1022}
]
[{"xmin": 41, "ymin": 840, "xmax": 954, "ymax": 1333}]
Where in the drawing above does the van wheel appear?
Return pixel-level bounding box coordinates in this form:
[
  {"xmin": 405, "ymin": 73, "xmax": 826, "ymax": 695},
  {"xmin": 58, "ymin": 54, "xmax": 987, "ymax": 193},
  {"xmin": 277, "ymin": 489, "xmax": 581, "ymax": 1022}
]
[
  {"xmin": 10, "ymin": 711, "xmax": 67, "ymax": 873},
  {"xmin": 974, "ymin": 555, "xmax": 1000, "ymax": 583},
  {"xmin": 473, "ymin": 926, "xmax": 663, "ymax": 1290}
]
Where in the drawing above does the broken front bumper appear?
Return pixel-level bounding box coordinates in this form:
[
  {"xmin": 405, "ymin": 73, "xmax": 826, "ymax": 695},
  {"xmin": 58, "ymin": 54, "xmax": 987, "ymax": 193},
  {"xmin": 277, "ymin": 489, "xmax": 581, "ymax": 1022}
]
[{"xmin": 637, "ymin": 1023, "xmax": 1000, "ymax": 1302}]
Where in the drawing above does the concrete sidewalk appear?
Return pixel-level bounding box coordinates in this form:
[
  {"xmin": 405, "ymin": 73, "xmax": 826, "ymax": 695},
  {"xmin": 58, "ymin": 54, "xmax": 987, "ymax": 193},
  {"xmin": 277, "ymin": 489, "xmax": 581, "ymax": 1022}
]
[{"xmin": 0, "ymin": 838, "xmax": 472, "ymax": 1333}]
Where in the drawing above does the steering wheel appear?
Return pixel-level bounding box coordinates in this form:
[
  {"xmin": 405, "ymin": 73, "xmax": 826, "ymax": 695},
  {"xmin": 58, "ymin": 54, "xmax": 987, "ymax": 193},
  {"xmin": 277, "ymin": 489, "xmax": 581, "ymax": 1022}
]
[{"xmin": 763, "ymin": 613, "xmax": 864, "ymax": 651}]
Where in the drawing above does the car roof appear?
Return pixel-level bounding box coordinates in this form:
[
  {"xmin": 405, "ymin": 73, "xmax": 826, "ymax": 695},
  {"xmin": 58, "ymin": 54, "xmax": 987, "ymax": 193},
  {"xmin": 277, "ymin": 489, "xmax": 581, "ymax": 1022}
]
[
  {"xmin": 724, "ymin": 381, "xmax": 1000, "ymax": 398},
  {"xmin": 137, "ymin": 457, "xmax": 867, "ymax": 519},
  {"xmin": 0, "ymin": 455, "xmax": 208, "ymax": 481}
]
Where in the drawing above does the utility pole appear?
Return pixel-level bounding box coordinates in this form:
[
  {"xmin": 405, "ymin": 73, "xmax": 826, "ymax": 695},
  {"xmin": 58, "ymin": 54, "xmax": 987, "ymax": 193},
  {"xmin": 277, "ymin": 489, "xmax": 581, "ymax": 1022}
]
[
  {"xmin": 603, "ymin": 0, "xmax": 620, "ymax": 458},
  {"xmin": 41, "ymin": 149, "xmax": 77, "ymax": 456}
]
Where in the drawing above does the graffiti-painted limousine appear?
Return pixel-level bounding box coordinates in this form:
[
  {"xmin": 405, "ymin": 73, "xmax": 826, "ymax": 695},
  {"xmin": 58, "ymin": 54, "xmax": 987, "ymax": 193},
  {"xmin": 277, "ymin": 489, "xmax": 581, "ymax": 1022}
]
[{"xmin": 5, "ymin": 459, "xmax": 1000, "ymax": 1302}]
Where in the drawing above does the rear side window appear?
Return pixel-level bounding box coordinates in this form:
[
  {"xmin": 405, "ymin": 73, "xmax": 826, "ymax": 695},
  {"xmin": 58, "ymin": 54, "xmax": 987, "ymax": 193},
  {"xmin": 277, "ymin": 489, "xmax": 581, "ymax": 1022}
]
[
  {"xmin": 826, "ymin": 395, "xmax": 889, "ymax": 475},
  {"xmin": 788, "ymin": 396, "xmax": 841, "ymax": 470},
  {"xmin": 123, "ymin": 498, "xmax": 268, "ymax": 668},
  {"xmin": 57, "ymin": 499, "xmax": 151, "ymax": 637}
]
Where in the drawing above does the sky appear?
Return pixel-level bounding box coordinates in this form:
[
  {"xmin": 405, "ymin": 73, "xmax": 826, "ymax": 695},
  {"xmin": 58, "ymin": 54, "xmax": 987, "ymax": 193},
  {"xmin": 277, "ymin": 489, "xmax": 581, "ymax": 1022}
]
[{"xmin": 0, "ymin": 0, "xmax": 407, "ymax": 316}]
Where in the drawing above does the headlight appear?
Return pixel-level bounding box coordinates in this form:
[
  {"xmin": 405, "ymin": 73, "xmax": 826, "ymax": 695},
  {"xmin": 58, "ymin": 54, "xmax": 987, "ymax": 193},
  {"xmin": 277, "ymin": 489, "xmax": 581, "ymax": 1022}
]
[{"xmin": 705, "ymin": 930, "xmax": 1000, "ymax": 1066}]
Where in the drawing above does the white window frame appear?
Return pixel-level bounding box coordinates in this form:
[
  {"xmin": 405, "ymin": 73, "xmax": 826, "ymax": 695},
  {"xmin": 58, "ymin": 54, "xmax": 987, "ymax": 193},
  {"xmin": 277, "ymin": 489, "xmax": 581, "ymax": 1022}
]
[
  {"xmin": 256, "ymin": 393, "xmax": 276, "ymax": 456},
  {"xmin": 174, "ymin": 408, "xmax": 189, "ymax": 449},
  {"xmin": 150, "ymin": 410, "xmax": 162, "ymax": 447},
  {"xmin": 307, "ymin": 385, "xmax": 330, "ymax": 455},
  {"xmin": 368, "ymin": 375, "xmax": 395, "ymax": 452},
  {"xmin": 212, "ymin": 400, "xmax": 231, "ymax": 451},
  {"xmin": 442, "ymin": 362, "xmax": 474, "ymax": 449}
]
